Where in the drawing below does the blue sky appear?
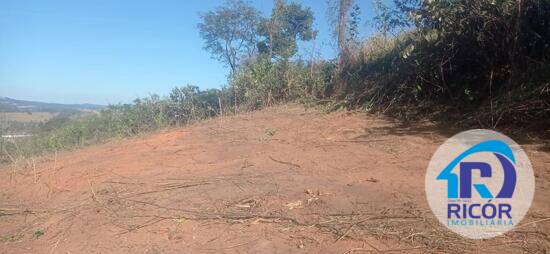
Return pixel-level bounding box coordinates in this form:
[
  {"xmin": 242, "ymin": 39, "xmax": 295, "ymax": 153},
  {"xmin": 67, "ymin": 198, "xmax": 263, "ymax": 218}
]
[{"xmin": 0, "ymin": 0, "xmax": 378, "ymax": 104}]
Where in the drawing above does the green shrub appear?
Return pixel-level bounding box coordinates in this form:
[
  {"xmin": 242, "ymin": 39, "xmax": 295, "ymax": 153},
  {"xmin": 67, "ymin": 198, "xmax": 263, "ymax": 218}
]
[
  {"xmin": 229, "ymin": 56, "xmax": 336, "ymax": 110},
  {"xmin": 343, "ymin": 0, "xmax": 550, "ymax": 126},
  {"xmin": 0, "ymin": 86, "xmax": 230, "ymax": 164}
]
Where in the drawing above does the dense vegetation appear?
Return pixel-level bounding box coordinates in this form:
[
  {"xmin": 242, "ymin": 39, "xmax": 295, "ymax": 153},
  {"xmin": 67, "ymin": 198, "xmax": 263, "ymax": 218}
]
[
  {"xmin": 344, "ymin": 0, "xmax": 550, "ymax": 128},
  {"xmin": 2, "ymin": 0, "xmax": 548, "ymax": 165},
  {"xmin": 223, "ymin": 0, "xmax": 550, "ymax": 128},
  {"xmin": 200, "ymin": 0, "xmax": 550, "ymax": 128},
  {"xmin": 1, "ymin": 86, "xmax": 224, "ymax": 164}
]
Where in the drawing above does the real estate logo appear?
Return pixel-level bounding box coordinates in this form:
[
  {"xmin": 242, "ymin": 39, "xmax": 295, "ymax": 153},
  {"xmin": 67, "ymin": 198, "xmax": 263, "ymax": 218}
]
[{"xmin": 425, "ymin": 129, "xmax": 534, "ymax": 239}]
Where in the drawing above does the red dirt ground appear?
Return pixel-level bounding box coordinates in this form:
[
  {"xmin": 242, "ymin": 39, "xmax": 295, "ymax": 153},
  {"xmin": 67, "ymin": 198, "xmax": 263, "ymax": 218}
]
[{"xmin": 1, "ymin": 104, "xmax": 549, "ymax": 253}]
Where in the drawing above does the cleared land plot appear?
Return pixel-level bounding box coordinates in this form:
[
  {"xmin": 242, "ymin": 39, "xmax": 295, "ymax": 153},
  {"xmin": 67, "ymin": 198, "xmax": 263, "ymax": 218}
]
[{"xmin": 0, "ymin": 105, "xmax": 548, "ymax": 253}]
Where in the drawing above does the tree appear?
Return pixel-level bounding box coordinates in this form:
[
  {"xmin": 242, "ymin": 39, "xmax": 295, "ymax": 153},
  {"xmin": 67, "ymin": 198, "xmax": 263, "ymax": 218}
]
[
  {"xmin": 347, "ymin": 4, "xmax": 361, "ymax": 46},
  {"xmin": 258, "ymin": 0, "xmax": 317, "ymax": 60},
  {"xmin": 198, "ymin": 0, "xmax": 261, "ymax": 74},
  {"xmin": 372, "ymin": 0, "xmax": 415, "ymax": 37},
  {"xmin": 327, "ymin": 0, "xmax": 355, "ymax": 95}
]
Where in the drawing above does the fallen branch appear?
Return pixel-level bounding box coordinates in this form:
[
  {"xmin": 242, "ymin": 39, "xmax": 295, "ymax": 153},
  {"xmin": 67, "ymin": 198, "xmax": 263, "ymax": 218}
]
[
  {"xmin": 335, "ymin": 217, "xmax": 371, "ymax": 242},
  {"xmin": 269, "ymin": 155, "xmax": 301, "ymax": 168},
  {"xmin": 345, "ymin": 246, "xmax": 425, "ymax": 253}
]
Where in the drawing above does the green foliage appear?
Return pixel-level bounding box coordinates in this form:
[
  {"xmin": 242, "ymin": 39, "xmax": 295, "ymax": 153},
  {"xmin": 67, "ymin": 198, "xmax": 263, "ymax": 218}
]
[
  {"xmin": 199, "ymin": 0, "xmax": 316, "ymax": 73},
  {"xmin": 258, "ymin": 0, "xmax": 317, "ymax": 60},
  {"xmin": 168, "ymin": 85, "xmax": 221, "ymax": 122},
  {"xmin": 347, "ymin": 4, "xmax": 361, "ymax": 45},
  {"xmin": 32, "ymin": 229, "xmax": 44, "ymax": 240},
  {"xmin": 343, "ymin": 0, "xmax": 550, "ymax": 127},
  {"xmin": 373, "ymin": 0, "xmax": 414, "ymax": 36},
  {"xmin": 2, "ymin": 234, "xmax": 23, "ymax": 242},
  {"xmin": 0, "ymin": 86, "xmax": 228, "ymax": 164},
  {"xmin": 229, "ymin": 56, "xmax": 335, "ymax": 109},
  {"xmin": 198, "ymin": 0, "xmax": 261, "ymax": 72},
  {"xmin": 197, "ymin": 0, "xmax": 320, "ymax": 113}
]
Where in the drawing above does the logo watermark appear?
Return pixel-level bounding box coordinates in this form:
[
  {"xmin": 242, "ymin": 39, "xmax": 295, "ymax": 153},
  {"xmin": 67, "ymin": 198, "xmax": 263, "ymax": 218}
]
[{"xmin": 425, "ymin": 129, "xmax": 534, "ymax": 239}]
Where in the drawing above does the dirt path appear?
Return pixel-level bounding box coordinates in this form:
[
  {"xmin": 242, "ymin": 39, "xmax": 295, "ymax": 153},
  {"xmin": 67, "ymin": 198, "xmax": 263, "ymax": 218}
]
[{"xmin": 1, "ymin": 104, "xmax": 549, "ymax": 253}]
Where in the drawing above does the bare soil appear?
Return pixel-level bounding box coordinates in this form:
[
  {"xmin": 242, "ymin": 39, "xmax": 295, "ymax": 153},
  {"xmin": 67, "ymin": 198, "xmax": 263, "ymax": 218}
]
[{"xmin": 1, "ymin": 104, "xmax": 549, "ymax": 253}]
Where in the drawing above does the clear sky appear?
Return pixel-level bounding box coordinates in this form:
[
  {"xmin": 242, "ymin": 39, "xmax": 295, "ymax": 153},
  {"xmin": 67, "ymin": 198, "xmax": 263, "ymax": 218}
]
[{"xmin": 0, "ymin": 0, "xmax": 378, "ymax": 105}]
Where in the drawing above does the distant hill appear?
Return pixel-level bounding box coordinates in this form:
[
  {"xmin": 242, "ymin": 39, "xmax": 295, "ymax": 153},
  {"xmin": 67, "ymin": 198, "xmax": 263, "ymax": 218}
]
[{"xmin": 0, "ymin": 97, "xmax": 105, "ymax": 113}]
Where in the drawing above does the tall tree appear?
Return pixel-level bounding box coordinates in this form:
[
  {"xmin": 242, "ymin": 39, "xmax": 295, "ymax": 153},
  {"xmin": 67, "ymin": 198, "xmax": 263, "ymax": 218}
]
[
  {"xmin": 198, "ymin": 0, "xmax": 261, "ymax": 74},
  {"xmin": 347, "ymin": 4, "xmax": 361, "ymax": 46},
  {"xmin": 258, "ymin": 0, "xmax": 317, "ymax": 60},
  {"xmin": 327, "ymin": 0, "xmax": 358, "ymax": 95}
]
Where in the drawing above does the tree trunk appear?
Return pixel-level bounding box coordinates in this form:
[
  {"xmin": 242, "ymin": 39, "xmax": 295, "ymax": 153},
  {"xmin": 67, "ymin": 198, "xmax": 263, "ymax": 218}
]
[{"xmin": 336, "ymin": 0, "xmax": 352, "ymax": 96}]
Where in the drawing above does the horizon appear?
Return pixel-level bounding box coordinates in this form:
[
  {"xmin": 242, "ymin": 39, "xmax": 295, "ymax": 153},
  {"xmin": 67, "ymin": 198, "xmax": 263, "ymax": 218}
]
[{"xmin": 1, "ymin": 0, "xmax": 379, "ymax": 105}]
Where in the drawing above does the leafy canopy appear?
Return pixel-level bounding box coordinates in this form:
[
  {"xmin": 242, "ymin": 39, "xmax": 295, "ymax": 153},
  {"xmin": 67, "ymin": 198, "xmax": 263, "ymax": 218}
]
[
  {"xmin": 197, "ymin": 0, "xmax": 261, "ymax": 73},
  {"xmin": 258, "ymin": 0, "xmax": 317, "ymax": 60}
]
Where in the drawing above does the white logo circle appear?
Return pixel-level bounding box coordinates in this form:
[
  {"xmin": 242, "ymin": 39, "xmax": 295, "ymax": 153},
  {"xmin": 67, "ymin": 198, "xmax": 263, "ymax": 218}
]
[{"xmin": 425, "ymin": 129, "xmax": 534, "ymax": 239}]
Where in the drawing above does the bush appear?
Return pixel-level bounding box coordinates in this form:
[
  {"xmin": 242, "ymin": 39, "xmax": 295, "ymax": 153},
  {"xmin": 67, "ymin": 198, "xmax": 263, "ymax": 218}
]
[
  {"xmin": 342, "ymin": 0, "xmax": 550, "ymax": 127},
  {"xmin": 229, "ymin": 56, "xmax": 336, "ymax": 110},
  {"xmin": 168, "ymin": 85, "xmax": 221, "ymax": 123},
  {"xmin": 0, "ymin": 85, "xmax": 228, "ymax": 165}
]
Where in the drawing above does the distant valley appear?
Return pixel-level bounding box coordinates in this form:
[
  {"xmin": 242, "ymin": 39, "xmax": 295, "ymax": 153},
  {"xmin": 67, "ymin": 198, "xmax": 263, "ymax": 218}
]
[
  {"xmin": 0, "ymin": 97, "xmax": 105, "ymax": 136},
  {"xmin": 0, "ymin": 97, "xmax": 104, "ymax": 114}
]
